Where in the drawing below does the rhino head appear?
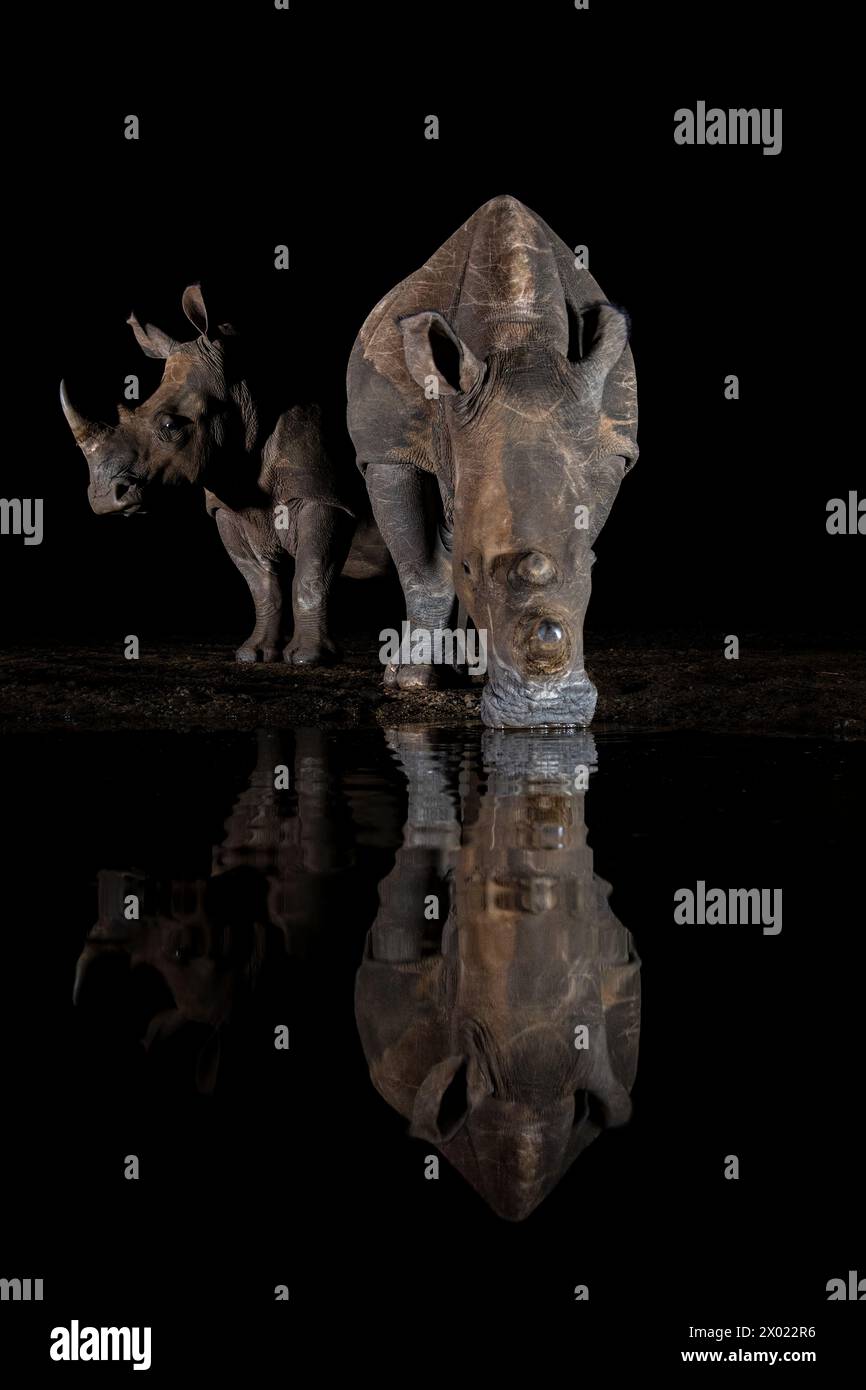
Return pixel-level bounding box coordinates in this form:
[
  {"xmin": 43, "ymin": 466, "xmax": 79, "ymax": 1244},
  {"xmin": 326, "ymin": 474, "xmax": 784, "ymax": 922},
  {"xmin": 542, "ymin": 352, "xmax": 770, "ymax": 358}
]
[
  {"xmin": 396, "ymin": 198, "xmax": 637, "ymax": 726},
  {"xmin": 60, "ymin": 285, "xmax": 250, "ymax": 515},
  {"xmin": 73, "ymin": 867, "xmax": 270, "ymax": 1094}
]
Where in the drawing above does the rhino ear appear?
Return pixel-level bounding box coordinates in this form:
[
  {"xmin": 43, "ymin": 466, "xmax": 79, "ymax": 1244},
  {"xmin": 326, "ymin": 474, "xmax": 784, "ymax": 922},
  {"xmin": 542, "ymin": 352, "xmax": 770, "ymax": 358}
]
[
  {"xmin": 410, "ymin": 1053, "xmax": 489, "ymax": 1142},
  {"xmin": 399, "ymin": 311, "xmax": 484, "ymax": 397},
  {"xmin": 578, "ymin": 303, "xmax": 630, "ymax": 400},
  {"xmin": 127, "ymin": 311, "xmax": 176, "ymax": 360},
  {"xmin": 182, "ymin": 283, "xmax": 209, "ymax": 337},
  {"xmin": 411, "ymin": 1055, "xmax": 472, "ymax": 1141}
]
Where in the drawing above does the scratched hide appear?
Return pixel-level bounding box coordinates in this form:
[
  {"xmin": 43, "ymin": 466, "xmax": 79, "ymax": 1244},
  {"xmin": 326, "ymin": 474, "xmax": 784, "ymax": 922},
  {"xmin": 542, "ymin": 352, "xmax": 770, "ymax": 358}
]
[{"xmin": 347, "ymin": 196, "xmax": 639, "ymax": 725}]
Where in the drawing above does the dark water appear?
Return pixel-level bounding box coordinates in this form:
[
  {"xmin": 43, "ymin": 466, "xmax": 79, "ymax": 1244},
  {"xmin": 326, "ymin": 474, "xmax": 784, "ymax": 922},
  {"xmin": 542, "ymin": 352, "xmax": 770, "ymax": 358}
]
[{"xmin": 2, "ymin": 727, "xmax": 862, "ymax": 1366}]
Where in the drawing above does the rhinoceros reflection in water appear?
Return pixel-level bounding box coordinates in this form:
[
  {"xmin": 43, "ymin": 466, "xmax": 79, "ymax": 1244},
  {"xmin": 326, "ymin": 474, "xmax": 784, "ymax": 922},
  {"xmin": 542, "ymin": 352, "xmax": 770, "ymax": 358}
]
[
  {"xmin": 72, "ymin": 726, "xmax": 639, "ymax": 1214},
  {"xmin": 355, "ymin": 728, "xmax": 641, "ymax": 1221},
  {"xmin": 72, "ymin": 729, "xmax": 379, "ymax": 1093}
]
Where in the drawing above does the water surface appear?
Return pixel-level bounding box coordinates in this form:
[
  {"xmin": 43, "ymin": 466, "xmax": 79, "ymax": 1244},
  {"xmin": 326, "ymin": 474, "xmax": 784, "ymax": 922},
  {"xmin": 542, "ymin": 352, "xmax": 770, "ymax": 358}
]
[{"xmin": 2, "ymin": 726, "xmax": 861, "ymax": 1327}]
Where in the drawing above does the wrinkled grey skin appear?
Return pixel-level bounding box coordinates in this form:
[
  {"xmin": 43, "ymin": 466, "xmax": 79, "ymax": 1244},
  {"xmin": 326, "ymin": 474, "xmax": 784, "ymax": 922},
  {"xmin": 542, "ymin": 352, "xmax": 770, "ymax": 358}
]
[
  {"xmin": 347, "ymin": 196, "xmax": 639, "ymax": 725},
  {"xmin": 61, "ymin": 286, "xmax": 382, "ymax": 665},
  {"xmin": 355, "ymin": 728, "xmax": 641, "ymax": 1220}
]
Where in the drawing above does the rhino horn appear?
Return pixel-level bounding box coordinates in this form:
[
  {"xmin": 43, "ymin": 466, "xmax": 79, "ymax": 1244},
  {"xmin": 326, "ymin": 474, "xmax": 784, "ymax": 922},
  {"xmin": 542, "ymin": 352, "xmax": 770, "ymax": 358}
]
[
  {"xmin": 71, "ymin": 948, "xmax": 92, "ymax": 1005},
  {"xmin": 72, "ymin": 942, "xmax": 126, "ymax": 1005},
  {"xmin": 59, "ymin": 380, "xmax": 101, "ymax": 445}
]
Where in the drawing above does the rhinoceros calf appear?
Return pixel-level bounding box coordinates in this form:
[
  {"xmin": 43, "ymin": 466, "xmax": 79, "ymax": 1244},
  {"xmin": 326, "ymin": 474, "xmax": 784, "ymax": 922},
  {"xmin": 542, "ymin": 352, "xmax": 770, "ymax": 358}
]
[
  {"xmin": 61, "ymin": 285, "xmax": 382, "ymax": 664},
  {"xmin": 347, "ymin": 196, "xmax": 638, "ymax": 724}
]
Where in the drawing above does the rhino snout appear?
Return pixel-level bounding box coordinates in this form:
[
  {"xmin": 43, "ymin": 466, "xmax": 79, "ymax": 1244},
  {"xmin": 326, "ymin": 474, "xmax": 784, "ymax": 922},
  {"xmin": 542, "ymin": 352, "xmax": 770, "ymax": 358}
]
[
  {"xmin": 481, "ymin": 668, "xmax": 598, "ymax": 729},
  {"xmin": 88, "ymin": 476, "xmax": 145, "ymax": 515}
]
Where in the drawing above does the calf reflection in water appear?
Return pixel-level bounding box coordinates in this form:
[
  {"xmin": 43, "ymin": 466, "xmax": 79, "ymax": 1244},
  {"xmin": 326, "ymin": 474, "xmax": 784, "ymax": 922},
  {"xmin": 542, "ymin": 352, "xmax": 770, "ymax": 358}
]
[
  {"xmin": 72, "ymin": 729, "xmax": 366, "ymax": 1095},
  {"xmin": 356, "ymin": 729, "xmax": 641, "ymax": 1221},
  {"xmin": 74, "ymin": 866, "xmax": 273, "ymax": 1094}
]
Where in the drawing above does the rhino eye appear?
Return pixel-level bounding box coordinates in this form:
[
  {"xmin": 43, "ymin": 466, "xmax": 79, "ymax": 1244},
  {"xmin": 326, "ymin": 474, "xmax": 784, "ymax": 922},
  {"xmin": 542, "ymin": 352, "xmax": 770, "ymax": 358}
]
[{"xmin": 157, "ymin": 414, "xmax": 189, "ymax": 435}]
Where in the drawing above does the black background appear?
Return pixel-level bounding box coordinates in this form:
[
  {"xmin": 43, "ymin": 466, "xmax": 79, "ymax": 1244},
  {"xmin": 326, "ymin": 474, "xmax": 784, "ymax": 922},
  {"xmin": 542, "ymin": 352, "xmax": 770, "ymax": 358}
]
[
  {"xmin": 2, "ymin": 1, "xmax": 862, "ymax": 1377},
  {"xmin": 3, "ymin": 3, "xmax": 859, "ymax": 646}
]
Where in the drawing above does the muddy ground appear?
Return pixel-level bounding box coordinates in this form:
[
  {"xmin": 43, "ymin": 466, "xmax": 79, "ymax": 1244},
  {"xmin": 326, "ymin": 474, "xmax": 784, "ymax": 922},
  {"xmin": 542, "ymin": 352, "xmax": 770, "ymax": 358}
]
[{"xmin": 1, "ymin": 632, "xmax": 863, "ymax": 738}]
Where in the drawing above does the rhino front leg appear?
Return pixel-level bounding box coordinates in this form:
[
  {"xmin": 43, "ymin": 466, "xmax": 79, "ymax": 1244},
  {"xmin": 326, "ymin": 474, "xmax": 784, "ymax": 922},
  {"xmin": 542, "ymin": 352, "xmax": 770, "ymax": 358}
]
[
  {"xmin": 215, "ymin": 508, "xmax": 284, "ymax": 662},
  {"xmin": 364, "ymin": 462, "xmax": 455, "ymax": 688},
  {"xmin": 283, "ymin": 501, "xmax": 353, "ymax": 666}
]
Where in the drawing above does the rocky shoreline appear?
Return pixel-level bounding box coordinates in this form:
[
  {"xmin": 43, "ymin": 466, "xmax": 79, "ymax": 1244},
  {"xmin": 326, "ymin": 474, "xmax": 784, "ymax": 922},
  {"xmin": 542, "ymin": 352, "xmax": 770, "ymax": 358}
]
[{"xmin": 1, "ymin": 634, "xmax": 862, "ymax": 739}]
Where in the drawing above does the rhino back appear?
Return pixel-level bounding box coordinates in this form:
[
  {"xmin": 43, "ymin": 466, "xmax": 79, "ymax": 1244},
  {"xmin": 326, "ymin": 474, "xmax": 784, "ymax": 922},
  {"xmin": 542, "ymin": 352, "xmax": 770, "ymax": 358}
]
[
  {"xmin": 347, "ymin": 195, "xmax": 637, "ymax": 474},
  {"xmin": 267, "ymin": 403, "xmax": 364, "ymax": 515}
]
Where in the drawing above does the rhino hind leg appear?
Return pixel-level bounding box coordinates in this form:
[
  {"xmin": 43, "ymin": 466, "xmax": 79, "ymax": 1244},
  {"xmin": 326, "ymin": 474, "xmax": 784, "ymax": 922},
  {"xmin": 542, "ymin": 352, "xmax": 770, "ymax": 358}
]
[
  {"xmin": 364, "ymin": 462, "xmax": 455, "ymax": 689},
  {"xmin": 283, "ymin": 500, "xmax": 354, "ymax": 666},
  {"xmin": 215, "ymin": 508, "xmax": 285, "ymax": 663}
]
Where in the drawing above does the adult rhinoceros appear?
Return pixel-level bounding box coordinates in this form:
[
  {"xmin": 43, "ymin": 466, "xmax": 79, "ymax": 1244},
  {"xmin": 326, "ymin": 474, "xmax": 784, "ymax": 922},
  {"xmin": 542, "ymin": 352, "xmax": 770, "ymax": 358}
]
[
  {"xmin": 347, "ymin": 196, "xmax": 638, "ymax": 725},
  {"xmin": 355, "ymin": 728, "xmax": 641, "ymax": 1220}
]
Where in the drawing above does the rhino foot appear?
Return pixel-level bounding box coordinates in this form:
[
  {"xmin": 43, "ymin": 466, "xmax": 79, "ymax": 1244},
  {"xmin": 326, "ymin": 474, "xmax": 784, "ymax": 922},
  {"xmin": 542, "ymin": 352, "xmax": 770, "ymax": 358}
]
[
  {"xmin": 235, "ymin": 644, "xmax": 283, "ymax": 664},
  {"xmin": 283, "ymin": 634, "xmax": 339, "ymax": 667}
]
